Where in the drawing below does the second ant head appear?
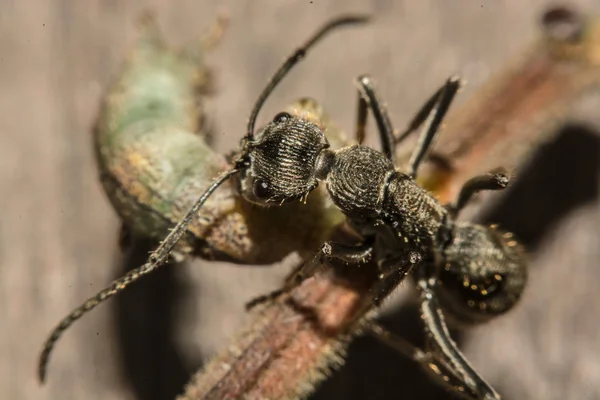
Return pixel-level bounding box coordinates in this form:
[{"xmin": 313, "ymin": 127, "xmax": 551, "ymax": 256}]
[{"xmin": 238, "ymin": 111, "xmax": 332, "ymax": 205}]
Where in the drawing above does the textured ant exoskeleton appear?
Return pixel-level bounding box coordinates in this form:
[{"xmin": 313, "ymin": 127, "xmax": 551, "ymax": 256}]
[
  {"xmin": 38, "ymin": 14, "xmax": 527, "ymax": 399},
  {"xmin": 241, "ymin": 72, "xmax": 527, "ymax": 399}
]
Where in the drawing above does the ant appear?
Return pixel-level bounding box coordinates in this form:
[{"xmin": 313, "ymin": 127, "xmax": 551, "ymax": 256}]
[{"xmin": 39, "ymin": 14, "xmax": 527, "ymax": 400}]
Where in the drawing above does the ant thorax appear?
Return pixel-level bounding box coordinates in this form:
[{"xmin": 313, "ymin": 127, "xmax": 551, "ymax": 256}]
[
  {"xmin": 322, "ymin": 144, "xmax": 449, "ymax": 249},
  {"xmin": 323, "ymin": 145, "xmax": 394, "ymax": 219}
]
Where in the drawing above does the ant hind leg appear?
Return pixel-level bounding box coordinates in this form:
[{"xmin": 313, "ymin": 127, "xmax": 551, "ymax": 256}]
[
  {"xmin": 415, "ymin": 277, "xmax": 502, "ymax": 400},
  {"xmin": 369, "ymin": 323, "xmax": 496, "ymax": 400}
]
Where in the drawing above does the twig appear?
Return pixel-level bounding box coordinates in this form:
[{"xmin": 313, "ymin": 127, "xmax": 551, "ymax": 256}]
[{"xmin": 179, "ymin": 254, "xmax": 379, "ymax": 400}]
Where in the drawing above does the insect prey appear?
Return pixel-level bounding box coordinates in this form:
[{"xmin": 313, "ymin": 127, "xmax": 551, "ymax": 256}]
[{"xmin": 38, "ymin": 14, "xmax": 368, "ymax": 384}]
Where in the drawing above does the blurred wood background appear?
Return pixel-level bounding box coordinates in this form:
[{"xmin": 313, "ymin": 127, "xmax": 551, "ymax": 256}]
[{"xmin": 1, "ymin": 1, "xmax": 599, "ymax": 399}]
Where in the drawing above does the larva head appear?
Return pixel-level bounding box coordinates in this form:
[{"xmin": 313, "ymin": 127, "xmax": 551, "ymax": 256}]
[
  {"xmin": 437, "ymin": 223, "xmax": 527, "ymax": 327},
  {"xmin": 238, "ymin": 112, "xmax": 330, "ymax": 205}
]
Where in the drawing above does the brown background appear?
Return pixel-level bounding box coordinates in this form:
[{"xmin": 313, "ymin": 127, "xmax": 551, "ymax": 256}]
[{"xmin": 1, "ymin": 1, "xmax": 599, "ymax": 399}]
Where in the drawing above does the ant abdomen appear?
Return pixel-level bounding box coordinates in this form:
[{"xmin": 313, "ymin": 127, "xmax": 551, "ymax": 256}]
[{"xmin": 437, "ymin": 223, "xmax": 527, "ymax": 327}]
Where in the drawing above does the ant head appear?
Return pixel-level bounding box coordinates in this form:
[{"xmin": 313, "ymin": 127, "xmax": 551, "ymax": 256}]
[
  {"xmin": 229, "ymin": 15, "xmax": 368, "ymax": 206},
  {"xmin": 437, "ymin": 223, "xmax": 527, "ymax": 327},
  {"xmin": 238, "ymin": 111, "xmax": 329, "ymax": 205}
]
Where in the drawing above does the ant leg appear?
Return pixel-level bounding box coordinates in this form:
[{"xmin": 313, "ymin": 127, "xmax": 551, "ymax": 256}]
[
  {"xmin": 354, "ymin": 74, "xmax": 461, "ymax": 175},
  {"xmin": 355, "ymin": 85, "xmax": 368, "ymax": 145},
  {"xmin": 369, "ymin": 250, "xmax": 422, "ymax": 307},
  {"xmin": 448, "ymin": 167, "xmax": 510, "ymax": 217},
  {"xmin": 369, "ymin": 323, "xmax": 426, "ymax": 360},
  {"xmin": 354, "ymin": 75, "xmax": 396, "ymax": 163},
  {"xmin": 375, "ymin": 250, "xmax": 421, "ymax": 282},
  {"xmin": 406, "ymin": 77, "xmax": 461, "ymax": 179},
  {"xmin": 395, "ymin": 78, "xmax": 456, "ymax": 144},
  {"xmin": 369, "ymin": 323, "xmax": 486, "ymax": 400},
  {"xmin": 415, "ymin": 276, "xmax": 502, "ymax": 400},
  {"xmin": 245, "ymin": 239, "xmax": 374, "ymax": 310},
  {"xmin": 343, "ymin": 250, "xmax": 422, "ymax": 330},
  {"xmin": 245, "ymin": 288, "xmax": 287, "ymax": 311}
]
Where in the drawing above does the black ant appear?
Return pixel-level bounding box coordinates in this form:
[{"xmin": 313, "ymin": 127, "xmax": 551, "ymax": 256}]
[{"xmin": 38, "ymin": 15, "xmax": 527, "ymax": 400}]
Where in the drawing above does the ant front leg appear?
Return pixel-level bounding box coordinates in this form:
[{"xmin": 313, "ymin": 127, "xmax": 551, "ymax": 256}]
[
  {"xmin": 294, "ymin": 238, "xmax": 376, "ymax": 284},
  {"xmin": 245, "ymin": 239, "xmax": 375, "ymax": 310},
  {"xmin": 448, "ymin": 168, "xmax": 510, "ymax": 217}
]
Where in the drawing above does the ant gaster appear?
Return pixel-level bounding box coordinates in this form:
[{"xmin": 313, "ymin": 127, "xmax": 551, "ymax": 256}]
[{"xmin": 39, "ymin": 15, "xmax": 527, "ymax": 400}]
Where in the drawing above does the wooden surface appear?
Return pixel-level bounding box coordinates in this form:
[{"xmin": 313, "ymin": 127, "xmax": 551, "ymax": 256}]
[{"xmin": 1, "ymin": 1, "xmax": 599, "ymax": 399}]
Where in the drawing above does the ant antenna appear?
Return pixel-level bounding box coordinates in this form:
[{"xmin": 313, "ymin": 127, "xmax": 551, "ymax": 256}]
[
  {"xmin": 39, "ymin": 14, "xmax": 370, "ymax": 384},
  {"xmin": 246, "ymin": 14, "xmax": 370, "ymax": 138},
  {"xmin": 38, "ymin": 168, "xmax": 237, "ymax": 383}
]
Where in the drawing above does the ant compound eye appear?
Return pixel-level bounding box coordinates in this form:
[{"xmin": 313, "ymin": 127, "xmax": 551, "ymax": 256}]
[
  {"xmin": 252, "ymin": 179, "xmax": 272, "ymax": 199},
  {"xmin": 273, "ymin": 112, "xmax": 292, "ymax": 124}
]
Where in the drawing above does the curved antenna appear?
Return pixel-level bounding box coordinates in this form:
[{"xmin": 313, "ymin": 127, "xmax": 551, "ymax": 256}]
[
  {"xmin": 38, "ymin": 168, "xmax": 238, "ymax": 383},
  {"xmin": 246, "ymin": 14, "xmax": 370, "ymax": 138}
]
